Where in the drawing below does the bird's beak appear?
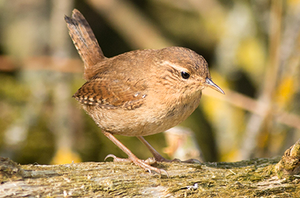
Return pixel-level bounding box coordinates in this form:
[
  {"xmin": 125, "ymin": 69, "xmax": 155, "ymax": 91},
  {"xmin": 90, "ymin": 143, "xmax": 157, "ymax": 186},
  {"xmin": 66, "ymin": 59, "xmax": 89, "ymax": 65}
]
[{"xmin": 205, "ymin": 78, "xmax": 225, "ymax": 94}]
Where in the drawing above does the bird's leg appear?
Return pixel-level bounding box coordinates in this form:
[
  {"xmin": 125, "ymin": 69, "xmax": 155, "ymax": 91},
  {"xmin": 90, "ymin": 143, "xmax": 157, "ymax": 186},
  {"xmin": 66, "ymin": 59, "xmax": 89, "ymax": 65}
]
[
  {"xmin": 102, "ymin": 131, "xmax": 168, "ymax": 175},
  {"xmin": 137, "ymin": 136, "xmax": 174, "ymax": 162},
  {"xmin": 137, "ymin": 136, "xmax": 200, "ymax": 164}
]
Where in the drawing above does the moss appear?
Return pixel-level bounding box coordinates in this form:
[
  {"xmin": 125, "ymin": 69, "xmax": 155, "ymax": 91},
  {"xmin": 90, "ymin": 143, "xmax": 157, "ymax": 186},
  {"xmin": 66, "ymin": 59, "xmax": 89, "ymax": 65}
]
[{"xmin": 0, "ymin": 157, "xmax": 23, "ymax": 183}]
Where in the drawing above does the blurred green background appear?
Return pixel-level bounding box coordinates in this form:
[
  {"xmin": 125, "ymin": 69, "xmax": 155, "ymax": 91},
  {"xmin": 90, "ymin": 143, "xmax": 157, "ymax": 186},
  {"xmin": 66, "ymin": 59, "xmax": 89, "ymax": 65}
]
[{"xmin": 0, "ymin": 0, "xmax": 299, "ymax": 165}]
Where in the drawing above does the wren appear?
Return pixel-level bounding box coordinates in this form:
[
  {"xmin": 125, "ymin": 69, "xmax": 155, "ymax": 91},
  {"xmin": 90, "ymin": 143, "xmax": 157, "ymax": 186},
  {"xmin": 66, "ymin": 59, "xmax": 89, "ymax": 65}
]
[{"xmin": 65, "ymin": 9, "xmax": 224, "ymax": 174}]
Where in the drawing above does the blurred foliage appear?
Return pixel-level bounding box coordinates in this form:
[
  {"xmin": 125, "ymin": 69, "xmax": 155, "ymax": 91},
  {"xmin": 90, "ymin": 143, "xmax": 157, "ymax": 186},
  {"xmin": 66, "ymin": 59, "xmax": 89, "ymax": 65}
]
[{"xmin": 0, "ymin": 0, "xmax": 299, "ymax": 165}]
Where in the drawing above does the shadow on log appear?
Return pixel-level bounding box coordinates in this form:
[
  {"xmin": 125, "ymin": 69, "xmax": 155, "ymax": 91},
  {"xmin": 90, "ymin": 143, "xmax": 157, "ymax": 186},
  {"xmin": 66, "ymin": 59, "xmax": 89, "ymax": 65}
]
[{"xmin": 1, "ymin": 140, "xmax": 300, "ymax": 197}]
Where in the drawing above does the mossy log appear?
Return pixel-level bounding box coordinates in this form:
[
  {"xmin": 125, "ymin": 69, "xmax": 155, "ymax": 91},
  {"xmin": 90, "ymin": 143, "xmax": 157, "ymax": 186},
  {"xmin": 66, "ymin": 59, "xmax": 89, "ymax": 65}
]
[{"xmin": 1, "ymin": 140, "xmax": 300, "ymax": 197}]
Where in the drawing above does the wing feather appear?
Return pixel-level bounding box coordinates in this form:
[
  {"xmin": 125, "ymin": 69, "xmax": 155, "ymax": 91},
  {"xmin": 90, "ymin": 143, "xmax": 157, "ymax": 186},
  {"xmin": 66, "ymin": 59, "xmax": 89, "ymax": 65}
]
[{"xmin": 73, "ymin": 76, "xmax": 147, "ymax": 110}]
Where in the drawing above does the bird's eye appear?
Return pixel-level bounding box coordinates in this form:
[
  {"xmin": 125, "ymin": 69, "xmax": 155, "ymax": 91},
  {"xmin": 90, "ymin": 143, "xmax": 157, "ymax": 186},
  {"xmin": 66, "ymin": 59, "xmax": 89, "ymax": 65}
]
[{"xmin": 181, "ymin": 71, "xmax": 190, "ymax": 79}]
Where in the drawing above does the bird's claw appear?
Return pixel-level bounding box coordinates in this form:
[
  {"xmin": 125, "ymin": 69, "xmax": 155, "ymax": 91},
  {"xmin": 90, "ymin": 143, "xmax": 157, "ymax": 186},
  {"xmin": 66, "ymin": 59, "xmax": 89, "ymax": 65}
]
[
  {"xmin": 104, "ymin": 154, "xmax": 168, "ymax": 176},
  {"xmin": 104, "ymin": 154, "xmax": 132, "ymax": 162}
]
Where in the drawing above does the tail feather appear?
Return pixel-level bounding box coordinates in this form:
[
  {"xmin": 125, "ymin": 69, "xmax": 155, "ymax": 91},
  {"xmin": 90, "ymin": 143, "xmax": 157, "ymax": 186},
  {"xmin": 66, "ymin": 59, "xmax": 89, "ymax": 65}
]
[{"xmin": 65, "ymin": 9, "xmax": 105, "ymax": 79}]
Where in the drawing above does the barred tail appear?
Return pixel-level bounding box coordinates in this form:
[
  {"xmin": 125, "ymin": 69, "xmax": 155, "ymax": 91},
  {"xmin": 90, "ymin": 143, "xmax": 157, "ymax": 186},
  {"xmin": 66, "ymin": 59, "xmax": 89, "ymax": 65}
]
[{"xmin": 65, "ymin": 9, "xmax": 105, "ymax": 79}]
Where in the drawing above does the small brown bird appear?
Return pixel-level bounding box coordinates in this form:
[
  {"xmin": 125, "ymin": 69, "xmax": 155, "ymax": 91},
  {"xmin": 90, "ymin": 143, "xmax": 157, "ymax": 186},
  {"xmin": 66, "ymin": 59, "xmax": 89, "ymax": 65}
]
[{"xmin": 65, "ymin": 9, "xmax": 224, "ymax": 174}]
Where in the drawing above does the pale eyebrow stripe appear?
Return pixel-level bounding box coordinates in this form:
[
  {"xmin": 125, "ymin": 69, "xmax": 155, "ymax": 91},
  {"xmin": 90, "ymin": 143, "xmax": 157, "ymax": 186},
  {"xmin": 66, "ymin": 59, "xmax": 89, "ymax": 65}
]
[{"xmin": 161, "ymin": 60, "xmax": 189, "ymax": 73}]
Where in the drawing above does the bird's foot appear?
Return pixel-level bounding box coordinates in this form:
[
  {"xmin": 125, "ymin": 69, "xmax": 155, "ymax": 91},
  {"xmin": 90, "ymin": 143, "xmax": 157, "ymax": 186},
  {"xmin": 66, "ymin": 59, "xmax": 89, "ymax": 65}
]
[
  {"xmin": 136, "ymin": 136, "xmax": 200, "ymax": 164},
  {"xmin": 104, "ymin": 154, "xmax": 168, "ymax": 176},
  {"xmin": 104, "ymin": 154, "xmax": 131, "ymax": 162}
]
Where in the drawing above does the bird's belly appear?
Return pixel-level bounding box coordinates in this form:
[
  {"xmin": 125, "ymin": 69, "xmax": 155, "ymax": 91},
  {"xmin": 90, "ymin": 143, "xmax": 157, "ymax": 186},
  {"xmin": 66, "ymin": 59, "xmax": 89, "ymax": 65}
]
[{"xmin": 83, "ymin": 94, "xmax": 201, "ymax": 136}]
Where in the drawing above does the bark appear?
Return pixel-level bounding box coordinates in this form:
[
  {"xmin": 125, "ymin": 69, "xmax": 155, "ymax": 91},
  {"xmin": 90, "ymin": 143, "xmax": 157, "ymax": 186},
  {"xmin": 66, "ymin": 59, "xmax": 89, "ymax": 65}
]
[{"xmin": 1, "ymin": 143, "xmax": 300, "ymax": 198}]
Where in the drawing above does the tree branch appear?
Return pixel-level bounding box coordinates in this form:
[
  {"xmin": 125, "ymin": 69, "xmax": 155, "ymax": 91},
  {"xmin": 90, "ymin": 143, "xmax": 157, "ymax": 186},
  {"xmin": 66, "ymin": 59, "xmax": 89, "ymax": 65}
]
[{"xmin": 1, "ymin": 139, "xmax": 300, "ymax": 197}]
